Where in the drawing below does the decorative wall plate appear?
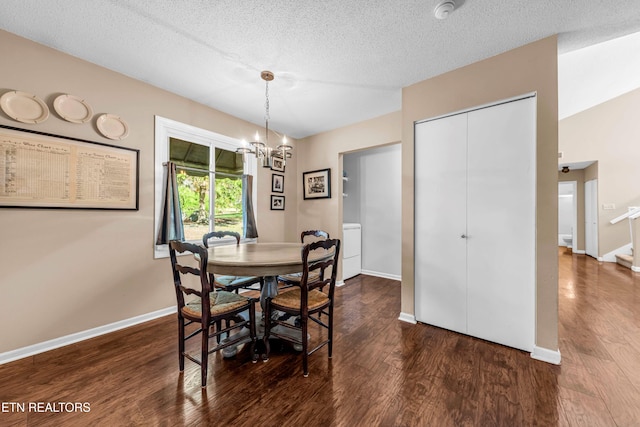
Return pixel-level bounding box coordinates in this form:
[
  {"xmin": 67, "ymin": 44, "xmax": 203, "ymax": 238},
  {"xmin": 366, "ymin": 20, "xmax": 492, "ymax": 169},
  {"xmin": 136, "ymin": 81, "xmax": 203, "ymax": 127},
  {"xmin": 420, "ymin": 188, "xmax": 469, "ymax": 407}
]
[
  {"xmin": 0, "ymin": 90, "xmax": 49, "ymax": 124},
  {"xmin": 96, "ymin": 113, "xmax": 129, "ymax": 140},
  {"xmin": 53, "ymin": 94, "xmax": 93, "ymax": 123}
]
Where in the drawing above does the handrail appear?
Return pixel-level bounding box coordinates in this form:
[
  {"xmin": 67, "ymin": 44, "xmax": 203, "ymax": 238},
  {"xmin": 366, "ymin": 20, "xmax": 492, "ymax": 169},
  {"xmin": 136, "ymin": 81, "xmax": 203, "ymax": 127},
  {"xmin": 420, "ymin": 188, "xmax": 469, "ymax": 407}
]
[{"xmin": 610, "ymin": 207, "xmax": 640, "ymax": 224}]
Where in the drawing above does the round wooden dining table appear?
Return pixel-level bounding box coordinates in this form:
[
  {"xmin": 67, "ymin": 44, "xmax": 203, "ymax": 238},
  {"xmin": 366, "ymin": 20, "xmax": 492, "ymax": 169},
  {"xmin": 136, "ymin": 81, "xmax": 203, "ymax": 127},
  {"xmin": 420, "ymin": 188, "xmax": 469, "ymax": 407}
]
[
  {"xmin": 205, "ymin": 242, "xmax": 316, "ymax": 277},
  {"xmin": 205, "ymin": 242, "xmax": 333, "ymax": 301},
  {"xmin": 205, "ymin": 242, "xmax": 334, "ymax": 355}
]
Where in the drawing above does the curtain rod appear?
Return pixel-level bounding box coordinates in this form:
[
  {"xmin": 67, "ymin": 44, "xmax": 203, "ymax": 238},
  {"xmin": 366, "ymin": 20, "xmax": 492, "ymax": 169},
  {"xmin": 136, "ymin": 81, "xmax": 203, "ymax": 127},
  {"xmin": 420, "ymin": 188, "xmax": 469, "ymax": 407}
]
[{"xmin": 163, "ymin": 162, "xmax": 243, "ymax": 179}]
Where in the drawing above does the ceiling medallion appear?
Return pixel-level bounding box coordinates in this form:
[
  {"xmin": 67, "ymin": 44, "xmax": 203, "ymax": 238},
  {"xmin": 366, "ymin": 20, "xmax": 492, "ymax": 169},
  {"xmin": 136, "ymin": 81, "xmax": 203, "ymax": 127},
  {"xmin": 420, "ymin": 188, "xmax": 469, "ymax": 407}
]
[{"xmin": 434, "ymin": 1, "xmax": 456, "ymax": 19}]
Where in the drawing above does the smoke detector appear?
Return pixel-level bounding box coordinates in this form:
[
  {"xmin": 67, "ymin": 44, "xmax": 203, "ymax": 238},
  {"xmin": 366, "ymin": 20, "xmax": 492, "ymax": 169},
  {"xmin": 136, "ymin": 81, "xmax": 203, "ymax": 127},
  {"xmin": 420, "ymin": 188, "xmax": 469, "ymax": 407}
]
[{"xmin": 434, "ymin": 1, "xmax": 456, "ymax": 19}]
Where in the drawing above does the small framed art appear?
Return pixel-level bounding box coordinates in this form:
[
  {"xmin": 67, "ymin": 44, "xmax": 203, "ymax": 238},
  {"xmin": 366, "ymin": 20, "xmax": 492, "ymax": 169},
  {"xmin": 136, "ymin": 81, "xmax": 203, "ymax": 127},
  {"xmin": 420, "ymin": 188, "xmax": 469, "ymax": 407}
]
[
  {"xmin": 303, "ymin": 168, "xmax": 331, "ymax": 200},
  {"xmin": 270, "ymin": 195, "xmax": 285, "ymax": 210},
  {"xmin": 271, "ymin": 157, "xmax": 285, "ymax": 172},
  {"xmin": 272, "ymin": 173, "xmax": 284, "ymax": 193}
]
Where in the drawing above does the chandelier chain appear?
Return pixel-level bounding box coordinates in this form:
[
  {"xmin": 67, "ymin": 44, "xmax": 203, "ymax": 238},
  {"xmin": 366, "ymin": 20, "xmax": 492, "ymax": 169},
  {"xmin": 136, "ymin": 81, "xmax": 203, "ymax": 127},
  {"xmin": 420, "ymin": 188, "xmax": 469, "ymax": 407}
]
[{"xmin": 264, "ymin": 80, "xmax": 270, "ymax": 143}]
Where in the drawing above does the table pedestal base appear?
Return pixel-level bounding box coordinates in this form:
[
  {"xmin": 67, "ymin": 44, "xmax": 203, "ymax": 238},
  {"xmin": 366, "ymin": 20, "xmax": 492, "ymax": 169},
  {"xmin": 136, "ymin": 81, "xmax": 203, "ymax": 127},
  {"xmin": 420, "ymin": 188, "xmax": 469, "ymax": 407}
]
[
  {"xmin": 220, "ymin": 275, "xmax": 308, "ymax": 357},
  {"xmin": 220, "ymin": 312, "xmax": 305, "ymax": 358}
]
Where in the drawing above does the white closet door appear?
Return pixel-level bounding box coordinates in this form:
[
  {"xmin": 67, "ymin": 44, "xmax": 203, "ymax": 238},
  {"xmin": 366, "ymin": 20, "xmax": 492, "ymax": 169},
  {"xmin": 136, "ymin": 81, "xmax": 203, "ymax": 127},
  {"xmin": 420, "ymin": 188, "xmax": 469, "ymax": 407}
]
[
  {"xmin": 465, "ymin": 97, "xmax": 536, "ymax": 352},
  {"xmin": 414, "ymin": 113, "xmax": 468, "ymax": 333}
]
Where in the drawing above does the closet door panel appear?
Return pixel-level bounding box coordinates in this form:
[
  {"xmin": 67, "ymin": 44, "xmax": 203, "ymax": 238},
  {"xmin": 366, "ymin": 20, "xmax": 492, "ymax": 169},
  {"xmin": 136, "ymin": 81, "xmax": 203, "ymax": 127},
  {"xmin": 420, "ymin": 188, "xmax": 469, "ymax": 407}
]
[
  {"xmin": 585, "ymin": 179, "xmax": 598, "ymax": 258},
  {"xmin": 465, "ymin": 97, "xmax": 536, "ymax": 351},
  {"xmin": 414, "ymin": 114, "xmax": 468, "ymax": 333}
]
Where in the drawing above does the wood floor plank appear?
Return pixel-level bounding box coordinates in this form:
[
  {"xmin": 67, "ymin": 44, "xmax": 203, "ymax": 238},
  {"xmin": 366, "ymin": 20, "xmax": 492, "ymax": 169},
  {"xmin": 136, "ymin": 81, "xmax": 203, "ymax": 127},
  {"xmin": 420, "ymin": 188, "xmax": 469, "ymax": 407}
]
[
  {"xmin": 558, "ymin": 385, "xmax": 616, "ymax": 427},
  {"xmin": 556, "ymin": 336, "xmax": 602, "ymax": 398},
  {"xmin": 580, "ymin": 352, "xmax": 640, "ymax": 426},
  {"xmin": 2, "ymin": 250, "xmax": 640, "ymax": 425}
]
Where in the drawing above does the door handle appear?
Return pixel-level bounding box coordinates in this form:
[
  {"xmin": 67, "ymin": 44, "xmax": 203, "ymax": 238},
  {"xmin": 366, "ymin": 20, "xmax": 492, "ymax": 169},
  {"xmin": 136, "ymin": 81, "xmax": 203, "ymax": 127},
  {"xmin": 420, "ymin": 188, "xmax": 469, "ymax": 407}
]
[{"xmin": 461, "ymin": 234, "xmax": 467, "ymax": 239}]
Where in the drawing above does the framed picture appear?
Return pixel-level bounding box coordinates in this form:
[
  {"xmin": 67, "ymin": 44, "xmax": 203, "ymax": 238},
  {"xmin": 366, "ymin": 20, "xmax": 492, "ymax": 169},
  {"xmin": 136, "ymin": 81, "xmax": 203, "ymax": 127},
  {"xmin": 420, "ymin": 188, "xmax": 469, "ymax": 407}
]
[
  {"xmin": 271, "ymin": 173, "xmax": 284, "ymax": 193},
  {"xmin": 270, "ymin": 195, "xmax": 285, "ymax": 210},
  {"xmin": 271, "ymin": 157, "xmax": 285, "ymax": 172},
  {"xmin": 0, "ymin": 124, "xmax": 139, "ymax": 210},
  {"xmin": 303, "ymin": 168, "xmax": 331, "ymax": 200}
]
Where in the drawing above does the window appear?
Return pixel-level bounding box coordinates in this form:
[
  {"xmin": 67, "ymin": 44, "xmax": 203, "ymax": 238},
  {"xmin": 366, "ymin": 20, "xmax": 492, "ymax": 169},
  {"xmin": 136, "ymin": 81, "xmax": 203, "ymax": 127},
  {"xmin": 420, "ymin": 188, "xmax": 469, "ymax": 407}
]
[{"xmin": 154, "ymin": 116, "xmax": 257, "ymax": 258}]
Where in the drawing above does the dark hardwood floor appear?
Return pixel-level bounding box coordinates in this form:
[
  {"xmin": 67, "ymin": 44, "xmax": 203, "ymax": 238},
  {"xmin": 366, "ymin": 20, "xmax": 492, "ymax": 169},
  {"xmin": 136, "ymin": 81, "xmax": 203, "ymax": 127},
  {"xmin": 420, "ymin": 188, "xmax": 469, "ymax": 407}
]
[{"xmin": 2, "ymin": 249, "xmax": 640, "ymax": 426}]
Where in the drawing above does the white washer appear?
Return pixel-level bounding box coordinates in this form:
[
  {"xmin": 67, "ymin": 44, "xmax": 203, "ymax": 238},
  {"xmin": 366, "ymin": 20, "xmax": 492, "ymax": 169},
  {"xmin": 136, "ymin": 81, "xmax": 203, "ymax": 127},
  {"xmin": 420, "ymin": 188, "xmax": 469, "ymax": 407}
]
[{"xmin": 342, "ymin": 223, "xmax": 361, "ymax": 280}]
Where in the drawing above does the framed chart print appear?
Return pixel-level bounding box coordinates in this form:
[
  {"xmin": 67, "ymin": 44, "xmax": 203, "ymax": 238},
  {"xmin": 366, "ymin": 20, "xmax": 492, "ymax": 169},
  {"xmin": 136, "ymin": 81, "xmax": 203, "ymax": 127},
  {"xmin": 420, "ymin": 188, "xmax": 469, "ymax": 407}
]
[{"xmin": 0, "ymin": 125, "xmax": 139, "ymax": 210}]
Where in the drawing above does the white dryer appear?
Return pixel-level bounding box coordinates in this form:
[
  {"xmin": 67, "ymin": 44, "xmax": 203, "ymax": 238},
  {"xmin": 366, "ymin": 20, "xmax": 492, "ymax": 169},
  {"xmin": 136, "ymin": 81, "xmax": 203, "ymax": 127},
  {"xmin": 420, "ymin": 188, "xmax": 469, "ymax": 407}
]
[{"xmin": 342, "ymin": 223, "xmax": 361, "ymax": 280}]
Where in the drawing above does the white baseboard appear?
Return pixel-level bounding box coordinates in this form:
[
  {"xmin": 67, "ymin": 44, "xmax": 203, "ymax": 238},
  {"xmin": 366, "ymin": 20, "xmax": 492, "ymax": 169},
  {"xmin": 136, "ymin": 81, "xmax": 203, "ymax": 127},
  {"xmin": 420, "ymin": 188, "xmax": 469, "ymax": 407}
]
[
  {"xmin": 361, "ymin": 269, "xmax": 401, "ymax": 282},
  {"xmin": 0, "ymin": 306, "xmax": 176, "ymax": 365},
  {"xmin": 398, "ymin": 312, "xmax": 417, "ymax": 324},
  {"xmin": 632, "ymin": 265, "xmax": 640, "ymax": 273},
  {"xmin": 530, "ymin": 345, "xmax": 562, "ymax": 365},
  {"xmin": 336, "ymin": 280, "xmax": 345, "ymax": 287},
  {"xmin": 572, "ymin": 249, "xmax": 586, "ymax": 254}
]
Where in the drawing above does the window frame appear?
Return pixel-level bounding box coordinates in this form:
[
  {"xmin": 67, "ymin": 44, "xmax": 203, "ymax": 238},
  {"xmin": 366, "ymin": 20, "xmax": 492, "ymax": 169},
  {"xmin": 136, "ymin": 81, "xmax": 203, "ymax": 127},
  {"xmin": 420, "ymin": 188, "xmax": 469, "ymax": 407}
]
[{"xmin": 154, "ymin": 116, "xmax": 257, "ymax": 258}]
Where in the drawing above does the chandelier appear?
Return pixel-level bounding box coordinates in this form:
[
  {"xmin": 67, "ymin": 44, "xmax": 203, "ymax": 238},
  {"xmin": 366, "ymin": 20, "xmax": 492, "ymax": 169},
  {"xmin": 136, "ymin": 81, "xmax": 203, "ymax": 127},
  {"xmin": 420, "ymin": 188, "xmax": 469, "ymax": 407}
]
[{"xmin": 237, "ymin": 71, "xmax": 292, "ymax": 168}]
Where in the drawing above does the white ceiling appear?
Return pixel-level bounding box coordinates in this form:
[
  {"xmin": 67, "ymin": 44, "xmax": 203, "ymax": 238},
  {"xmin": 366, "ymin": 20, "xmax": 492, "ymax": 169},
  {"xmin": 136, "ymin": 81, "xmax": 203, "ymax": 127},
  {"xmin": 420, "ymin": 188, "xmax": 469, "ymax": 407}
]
[
  {"xmin": 1, "ymin": 0, "xmax": 640, "ymax": 139},
  {"xmin": 558, "ymin": 30, "xmax": 640, "ymax": 120}
]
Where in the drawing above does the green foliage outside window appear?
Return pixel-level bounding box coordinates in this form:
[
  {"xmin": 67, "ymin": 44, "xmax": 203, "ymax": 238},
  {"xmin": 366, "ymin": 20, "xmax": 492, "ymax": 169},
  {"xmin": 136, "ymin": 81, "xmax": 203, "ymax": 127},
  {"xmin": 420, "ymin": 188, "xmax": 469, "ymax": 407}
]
[
  {"xmin": 215, "ymin": 177, "xmax": 242, "ymax": 215},
  {"xmin": 171, "ymin": 139, "xmax": 245, "ymax": 239},
  {"xmin": 177, "ymin": 172, "xmax": 210, "ymax": 224},
  {"xmin": 176, "ymin": 171, "xmax": 243, "ymax": 231},
  {"xmin": 214, "ymin": 177, "xmax": 243, "ymax": 232}
]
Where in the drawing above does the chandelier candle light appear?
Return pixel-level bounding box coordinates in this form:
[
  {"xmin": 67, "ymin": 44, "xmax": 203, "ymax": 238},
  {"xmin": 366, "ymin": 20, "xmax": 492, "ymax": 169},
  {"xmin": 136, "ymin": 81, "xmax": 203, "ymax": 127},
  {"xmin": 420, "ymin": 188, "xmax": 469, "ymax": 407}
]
[{"xmin": 237, "ymin": 71, "xmax": 292, "ymax": 168}]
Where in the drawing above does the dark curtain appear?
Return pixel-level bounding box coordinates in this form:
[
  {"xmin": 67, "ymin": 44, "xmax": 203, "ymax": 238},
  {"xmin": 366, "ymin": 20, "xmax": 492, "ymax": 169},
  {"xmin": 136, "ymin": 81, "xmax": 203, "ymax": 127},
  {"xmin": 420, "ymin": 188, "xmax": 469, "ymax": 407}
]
[
  {"xmin": 156, "ymin": 162, "xmax": 185, "ymax": 244},
  {"xmin": 242, "ymin": 174, "xmax": 258, "ymax": 238}
]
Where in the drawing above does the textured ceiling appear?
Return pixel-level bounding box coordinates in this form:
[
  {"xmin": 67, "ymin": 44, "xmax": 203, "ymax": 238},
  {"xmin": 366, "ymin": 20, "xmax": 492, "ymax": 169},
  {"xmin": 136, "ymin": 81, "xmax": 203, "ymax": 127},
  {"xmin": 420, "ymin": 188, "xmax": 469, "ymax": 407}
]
[{"xmin": 1, "ymin": 0, "xmax": 640, "ymax": 138}]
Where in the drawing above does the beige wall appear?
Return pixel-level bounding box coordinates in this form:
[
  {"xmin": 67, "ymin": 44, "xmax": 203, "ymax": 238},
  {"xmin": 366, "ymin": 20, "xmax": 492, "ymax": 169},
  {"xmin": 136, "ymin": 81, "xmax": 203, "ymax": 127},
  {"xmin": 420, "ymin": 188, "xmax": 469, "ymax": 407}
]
[
  {"xmin": 560, "ymin": 87, "xmax": 640, "ymax": 256},
  {"xmin": 584, "ymin": 162, "xmax": 598, "ymax": 183},
  {"xmin": 559, "ymin": 169, "xmax": 586, "ymax": 252},
  {"xmin": 296, "ymin": 112, "xmax": 402, "ymax": 245},
  {"xmin": 402, "ymin": 36, "xmax": 559, "ymax": 351},
  {"xmin": 0, "ymin": 30, "xmax": 294, "ymax": 353}
]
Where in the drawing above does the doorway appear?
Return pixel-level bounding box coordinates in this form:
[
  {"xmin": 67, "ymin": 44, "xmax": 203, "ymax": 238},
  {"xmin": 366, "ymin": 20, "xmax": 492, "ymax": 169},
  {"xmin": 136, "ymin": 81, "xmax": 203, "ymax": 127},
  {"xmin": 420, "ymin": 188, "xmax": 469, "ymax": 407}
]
[
  {"xmin": 342, "ymin": 144, "xmax": 401, "ymax": 280},
  {"xmin": 558, "ymin": 181, "xmax": 577, "ymax": 250}
]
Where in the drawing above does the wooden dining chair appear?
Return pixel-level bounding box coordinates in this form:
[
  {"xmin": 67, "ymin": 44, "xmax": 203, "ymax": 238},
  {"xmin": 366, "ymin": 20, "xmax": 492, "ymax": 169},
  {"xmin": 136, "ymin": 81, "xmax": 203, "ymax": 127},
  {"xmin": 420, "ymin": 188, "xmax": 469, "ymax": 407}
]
[
  {"xmin": 202, "ymin": 231, "xmax": 264, "ymax": 293},
  {"xmin": 263, "ymin": 238, "xmax": 341, "ymax": 377},
  {"xmin": 277, "ymin": 230, "xmax": 330, "ymax": 289},
  {"xmin": 169, "ymin": 240, "xmax": 258, "ymax": 387}
]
